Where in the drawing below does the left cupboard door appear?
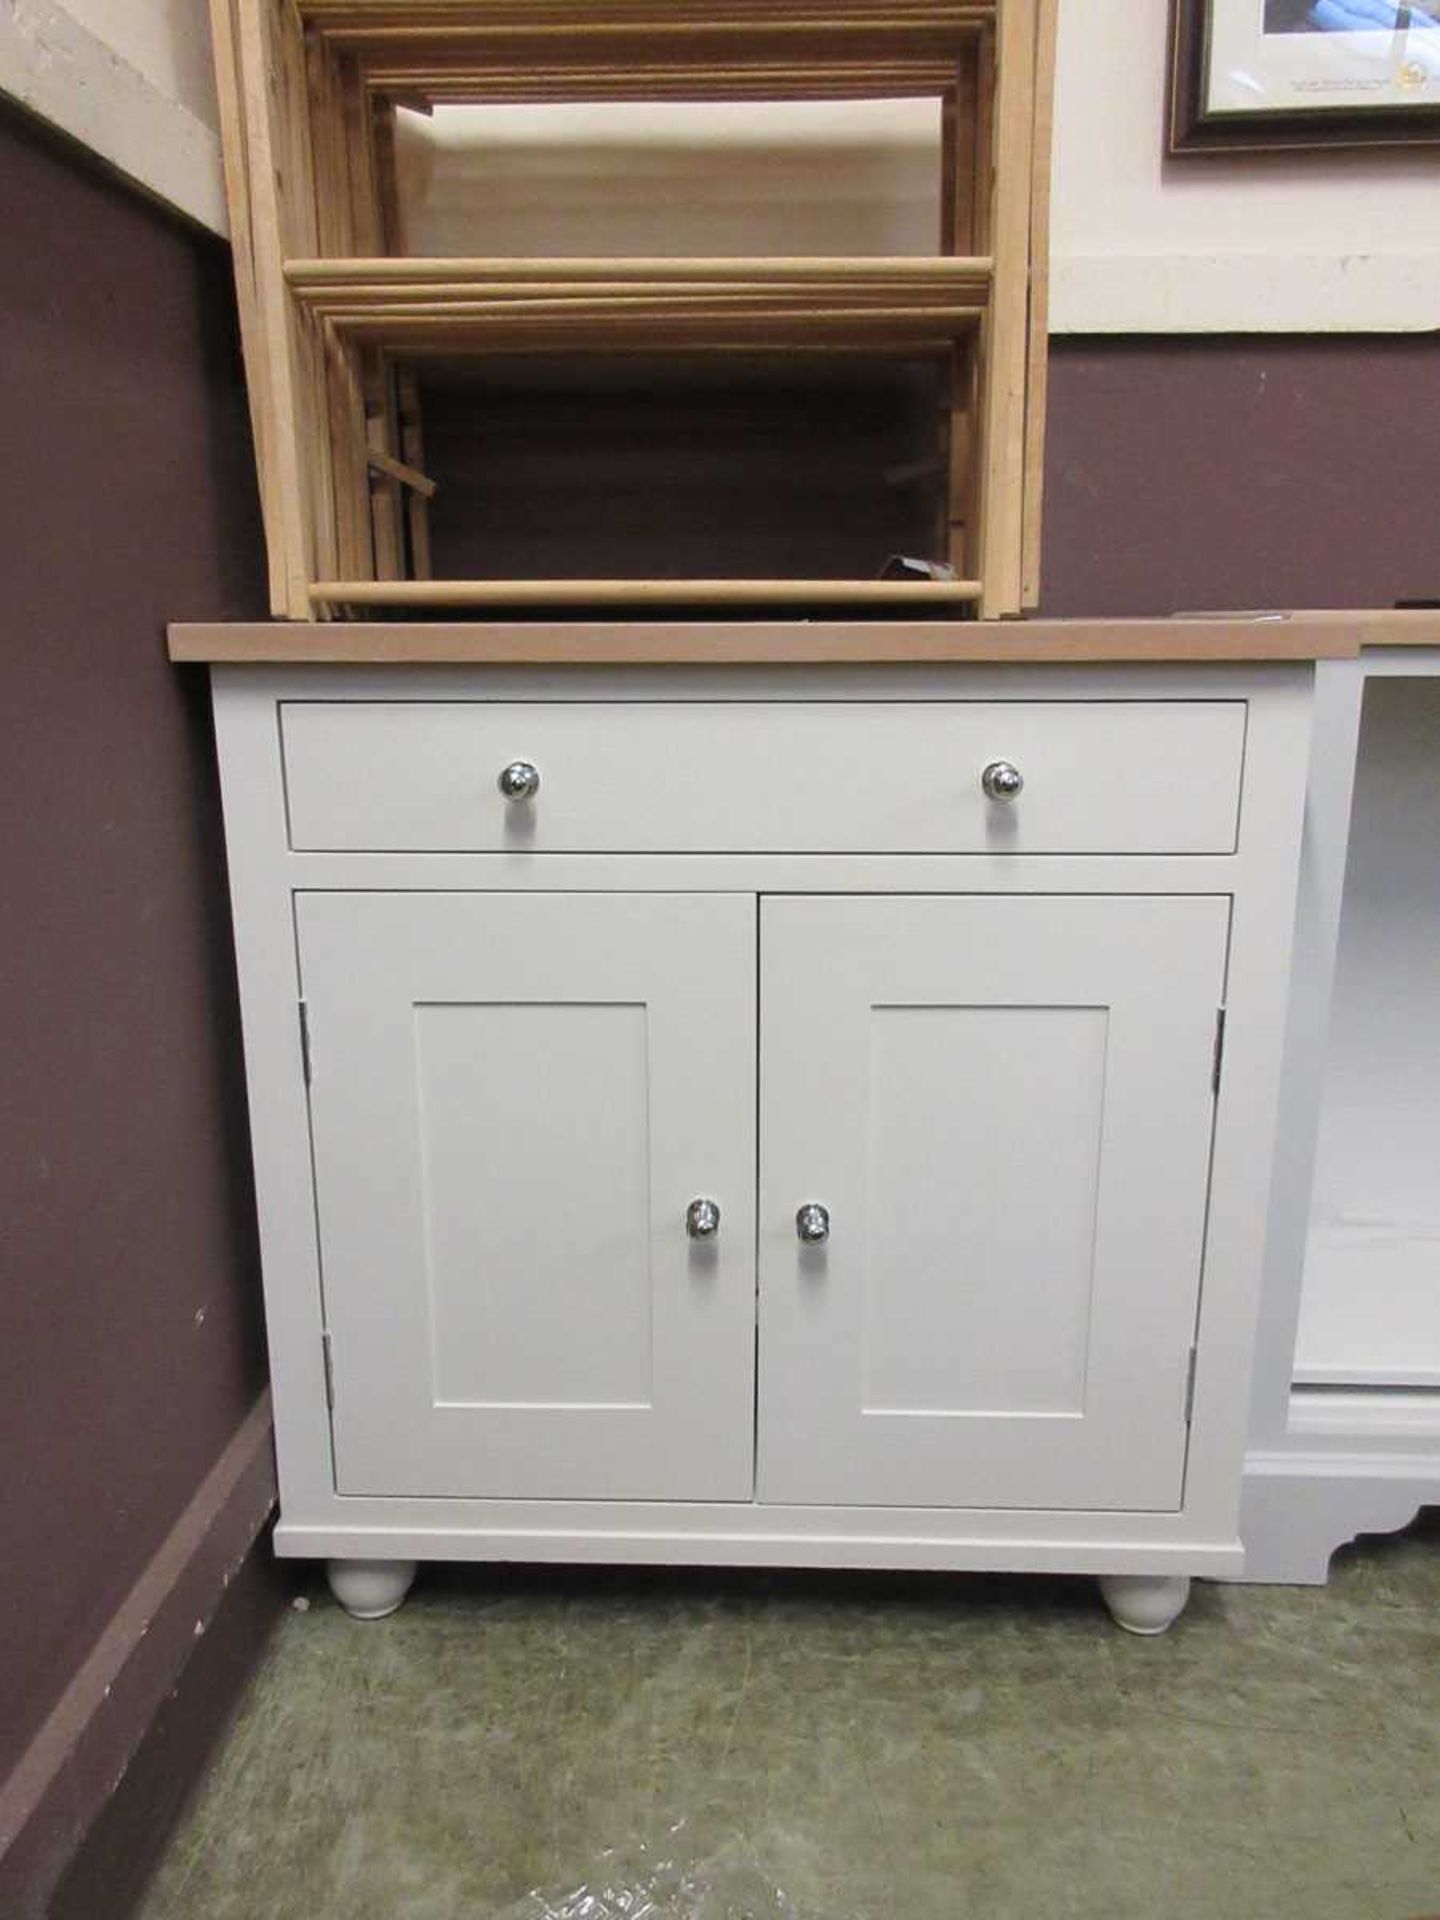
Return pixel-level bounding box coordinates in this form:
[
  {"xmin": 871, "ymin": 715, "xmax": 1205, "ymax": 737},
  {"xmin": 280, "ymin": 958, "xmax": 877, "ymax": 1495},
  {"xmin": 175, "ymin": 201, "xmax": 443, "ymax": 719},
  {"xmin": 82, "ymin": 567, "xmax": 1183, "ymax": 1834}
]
[{"xmin": 296, "ymin": 892, "xmax": 758, "ymax": 1501}]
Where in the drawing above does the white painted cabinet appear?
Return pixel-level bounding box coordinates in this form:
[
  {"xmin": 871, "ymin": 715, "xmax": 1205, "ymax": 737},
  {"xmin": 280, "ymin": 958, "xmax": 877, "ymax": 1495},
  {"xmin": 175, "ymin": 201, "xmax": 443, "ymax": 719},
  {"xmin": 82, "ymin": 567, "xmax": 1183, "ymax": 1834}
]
[{"xmin": 209, "ymin": 661, "xmax": 1313, "ymax": 1633}]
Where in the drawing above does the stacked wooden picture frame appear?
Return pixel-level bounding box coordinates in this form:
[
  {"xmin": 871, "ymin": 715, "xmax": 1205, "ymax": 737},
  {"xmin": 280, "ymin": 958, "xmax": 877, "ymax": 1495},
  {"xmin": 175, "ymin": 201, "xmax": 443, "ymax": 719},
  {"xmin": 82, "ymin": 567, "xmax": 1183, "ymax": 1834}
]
[{"xmin": 211, "ymin": 0, "xmax": 1056, "ymax": 618}]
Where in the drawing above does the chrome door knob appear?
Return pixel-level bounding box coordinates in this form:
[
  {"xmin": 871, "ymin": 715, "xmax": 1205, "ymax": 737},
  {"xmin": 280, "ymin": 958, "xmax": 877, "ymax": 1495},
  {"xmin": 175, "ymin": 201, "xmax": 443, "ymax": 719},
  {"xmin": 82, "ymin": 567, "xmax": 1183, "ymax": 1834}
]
[
  {"xmin": 795, "ymin": 1202, "xmax": 831, "ymax": 1245},
  {"xmin": 685, "ymin": 1197, "xmax": 721, "ymax": 1241},
  {"xmin": 981, "ymin": 760, "xmax": 1024, "ymax": 801},
  {"xmin": 498, "ymin": 761, "xmax": 541, "ymax": 801}
]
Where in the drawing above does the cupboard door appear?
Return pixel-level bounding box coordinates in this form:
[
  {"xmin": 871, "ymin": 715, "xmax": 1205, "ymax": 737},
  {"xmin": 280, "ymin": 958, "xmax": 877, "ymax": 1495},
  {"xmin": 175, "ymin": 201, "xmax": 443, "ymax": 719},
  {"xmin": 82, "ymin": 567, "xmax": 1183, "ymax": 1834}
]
[
  {"xmin": 298, "ymin": 893, "xmax": 756, "ymax": 1501},
  {"xmin": 757, "ymin": 895, "xmax": 1228, "ymax": 1512}
]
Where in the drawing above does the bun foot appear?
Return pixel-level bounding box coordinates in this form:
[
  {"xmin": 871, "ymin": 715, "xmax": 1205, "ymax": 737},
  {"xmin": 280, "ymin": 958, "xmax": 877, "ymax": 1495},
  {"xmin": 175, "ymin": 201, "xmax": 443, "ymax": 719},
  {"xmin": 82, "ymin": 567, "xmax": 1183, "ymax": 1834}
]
[
  {"xmin": 326, "ymin": 1558, "xmax": 417, "ymax": 1620},
  {"xmin": 1099, "ymin": 1573, "xmax": 1191, "ymax": 1636}
]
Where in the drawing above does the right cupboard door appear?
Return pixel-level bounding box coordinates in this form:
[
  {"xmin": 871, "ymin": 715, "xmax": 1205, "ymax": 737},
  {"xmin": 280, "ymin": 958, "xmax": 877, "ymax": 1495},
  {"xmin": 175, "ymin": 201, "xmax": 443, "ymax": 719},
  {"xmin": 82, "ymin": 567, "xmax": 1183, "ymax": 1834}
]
[{"xmin": 757, "ymin": 895, "xmax": 1229, "ymax": 1512}]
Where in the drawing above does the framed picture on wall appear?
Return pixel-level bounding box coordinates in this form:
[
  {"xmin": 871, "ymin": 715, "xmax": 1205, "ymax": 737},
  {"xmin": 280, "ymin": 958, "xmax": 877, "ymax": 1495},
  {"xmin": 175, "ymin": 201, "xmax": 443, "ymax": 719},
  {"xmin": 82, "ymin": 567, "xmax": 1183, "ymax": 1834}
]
[{"xmin": 1170, "ymin": 0, "xmax": 1440, "ymax": 150}]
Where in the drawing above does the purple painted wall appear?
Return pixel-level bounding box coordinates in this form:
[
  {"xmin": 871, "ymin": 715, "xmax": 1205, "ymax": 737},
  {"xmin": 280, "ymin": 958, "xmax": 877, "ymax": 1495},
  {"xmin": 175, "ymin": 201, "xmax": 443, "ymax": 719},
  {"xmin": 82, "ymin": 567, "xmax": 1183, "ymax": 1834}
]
[
  {"xmin": 0, "ymin": 102, "xmax": 269, "ymax": 1788},
  {"xmin": 1040, "ymin": 334, "xmax": 1440, "ymax": 617}
]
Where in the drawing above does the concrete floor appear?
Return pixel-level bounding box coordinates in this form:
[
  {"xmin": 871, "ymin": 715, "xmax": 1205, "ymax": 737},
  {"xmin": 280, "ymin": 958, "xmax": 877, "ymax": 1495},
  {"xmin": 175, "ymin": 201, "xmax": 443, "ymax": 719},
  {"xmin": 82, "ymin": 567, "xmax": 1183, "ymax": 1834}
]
[{"xmin": 138, "ymin": 1522, "xmax": 1440, "ymax": 1920}]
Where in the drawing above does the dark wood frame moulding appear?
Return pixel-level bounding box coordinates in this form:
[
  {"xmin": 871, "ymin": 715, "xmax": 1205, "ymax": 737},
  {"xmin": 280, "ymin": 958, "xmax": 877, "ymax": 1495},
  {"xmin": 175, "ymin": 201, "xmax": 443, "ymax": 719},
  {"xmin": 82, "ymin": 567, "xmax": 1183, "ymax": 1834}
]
[{"xmin": 1169, "ymin": 0, "xmax": 1440, "ymax": 154}]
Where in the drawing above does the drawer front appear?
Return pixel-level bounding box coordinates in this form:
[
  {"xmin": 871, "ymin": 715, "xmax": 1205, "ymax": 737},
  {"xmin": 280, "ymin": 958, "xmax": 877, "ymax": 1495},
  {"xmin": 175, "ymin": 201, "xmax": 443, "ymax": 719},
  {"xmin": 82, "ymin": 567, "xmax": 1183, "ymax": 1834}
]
[{"xmin": 280, "ymin": 701, "xmax": 1246, "ymax": 855}]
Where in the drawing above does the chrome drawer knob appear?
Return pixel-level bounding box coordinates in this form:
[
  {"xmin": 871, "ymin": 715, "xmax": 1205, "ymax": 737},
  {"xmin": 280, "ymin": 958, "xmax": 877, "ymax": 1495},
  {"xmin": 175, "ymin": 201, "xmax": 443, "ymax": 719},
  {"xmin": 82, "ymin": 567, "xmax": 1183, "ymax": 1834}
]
[
  {"xmin": 795, "ymin": 1202, "xmax": 831, "ymax": 1245},
  {"xmin": 685, "ymin": 1197, "xmax": 721, "ymax": 1241},
  {"xmin": 981, "ymin": 760, "xmax": 1024, "ymax": 802},
  {"xmin": 498, "ymin": 760, "xmax": 541, "ymax": 801}
]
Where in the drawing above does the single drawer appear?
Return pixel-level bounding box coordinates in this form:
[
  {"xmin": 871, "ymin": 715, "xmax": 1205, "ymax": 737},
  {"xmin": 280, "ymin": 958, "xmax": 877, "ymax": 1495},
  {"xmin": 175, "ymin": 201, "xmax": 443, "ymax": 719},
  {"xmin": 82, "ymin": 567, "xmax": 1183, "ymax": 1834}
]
[{"xmin": 280, "ymin": 701, "xmax": 1246, "ymax": 855}]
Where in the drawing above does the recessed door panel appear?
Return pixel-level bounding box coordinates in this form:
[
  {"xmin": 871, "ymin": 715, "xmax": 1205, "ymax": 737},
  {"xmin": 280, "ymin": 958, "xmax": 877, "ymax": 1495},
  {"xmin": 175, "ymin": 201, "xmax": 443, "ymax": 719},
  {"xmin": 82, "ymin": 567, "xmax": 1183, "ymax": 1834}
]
[
  {"xmin": 298, "ymin": 892, "xmax": 756, "ymax": 1501},
  {"xmin": 416, "ymin": 1001, "xmax": 654, "ymax": 1409},
  {"xmin": 758, "ymin": 895, "xmax": 1228, "ymax": 1512},
  {"xmin": 863, "ymin": 1002, "xmax": 1108, "ymax": 1417}
]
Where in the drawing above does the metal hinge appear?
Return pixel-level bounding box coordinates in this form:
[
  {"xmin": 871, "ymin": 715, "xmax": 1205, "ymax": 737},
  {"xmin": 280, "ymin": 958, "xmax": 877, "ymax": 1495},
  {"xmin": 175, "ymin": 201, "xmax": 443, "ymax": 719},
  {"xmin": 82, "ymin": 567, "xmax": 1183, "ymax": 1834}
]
[
  {"xmin": 298, "ymin": 1000, "xmax": 312, "ymax": 1086},
  {"xmin": 322, "ymin": 1330, "xmax": 335, "ymax": 1411},
  {"xmin": 1211, "ymin": 1006, "xmax": 1228, "ymax": 1094},
  {"xmin": 1184, "ymin": 1345, "xmax": 1198, "ymax": 1425}
]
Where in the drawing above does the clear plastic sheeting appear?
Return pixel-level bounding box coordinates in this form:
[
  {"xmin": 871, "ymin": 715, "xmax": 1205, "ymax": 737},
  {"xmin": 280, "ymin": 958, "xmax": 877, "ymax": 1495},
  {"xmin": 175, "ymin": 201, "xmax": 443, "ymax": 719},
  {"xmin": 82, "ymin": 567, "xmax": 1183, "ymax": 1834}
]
[{"xmin": 492, "ymin": 1824, "xmax": 800, "ymax": 1920}]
